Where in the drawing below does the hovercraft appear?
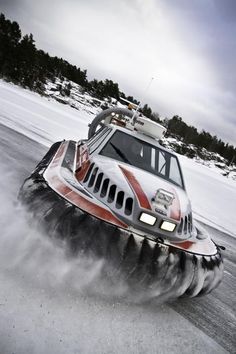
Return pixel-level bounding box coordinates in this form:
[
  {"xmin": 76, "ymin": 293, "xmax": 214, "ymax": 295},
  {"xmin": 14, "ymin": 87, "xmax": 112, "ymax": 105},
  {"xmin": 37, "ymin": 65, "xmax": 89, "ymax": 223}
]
[{"xmin": 19, "ymin": 107, "xmax": 224, "ymax": 297}]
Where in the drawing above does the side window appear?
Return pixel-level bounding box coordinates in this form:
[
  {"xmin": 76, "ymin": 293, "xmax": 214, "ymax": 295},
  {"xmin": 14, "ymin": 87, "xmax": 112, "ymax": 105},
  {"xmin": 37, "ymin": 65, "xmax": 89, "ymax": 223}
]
[
  {"xmin": 158, "ymin": 151, "xmax": 167, "ymax": 176},
  {"xmin": 88, "ymin": 127, "xmax": 111, "ymax": 153},
  {"xmin": 142, "ymin": 145, "xmax": 151, "ymax": 165},
  {"xmin": 169, "ymin": 157, "xmax": 183, "ymax": 187},
  {"xmin": 151, "ymin": 148, "xmax": 155, "ymax": 169}
]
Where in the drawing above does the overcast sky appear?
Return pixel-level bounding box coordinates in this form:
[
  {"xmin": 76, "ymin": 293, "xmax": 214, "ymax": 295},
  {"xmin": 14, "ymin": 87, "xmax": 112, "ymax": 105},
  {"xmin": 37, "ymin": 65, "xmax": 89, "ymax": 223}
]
[{"xmin": 1, "ymin": 0, "xmax": 235, "ymax": 145}]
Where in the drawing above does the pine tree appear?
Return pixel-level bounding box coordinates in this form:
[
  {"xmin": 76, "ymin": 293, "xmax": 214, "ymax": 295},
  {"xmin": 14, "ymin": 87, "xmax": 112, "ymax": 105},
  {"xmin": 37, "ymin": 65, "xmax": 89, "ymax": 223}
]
[
  {"xmin": 17, "ymin": 34, "xmax": 36, "ymax": 88},
  {"xmin": 0, "ymin": 13, "xmax": 21, "ymax": 80}
]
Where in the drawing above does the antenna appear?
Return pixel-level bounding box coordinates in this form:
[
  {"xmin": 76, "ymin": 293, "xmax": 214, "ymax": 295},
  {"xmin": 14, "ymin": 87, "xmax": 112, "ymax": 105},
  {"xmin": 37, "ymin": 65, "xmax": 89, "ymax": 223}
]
[{"xmin": 130, "ymin": 77, "xmax": 154, "ymax": 125}]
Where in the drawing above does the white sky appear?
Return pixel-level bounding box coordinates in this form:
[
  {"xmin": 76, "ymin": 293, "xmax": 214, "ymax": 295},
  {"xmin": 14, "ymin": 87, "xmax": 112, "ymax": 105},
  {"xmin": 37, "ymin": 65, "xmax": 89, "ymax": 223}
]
[{"xmin": 1, "ymin": 0, "xmax": 236, "ymax": 145}]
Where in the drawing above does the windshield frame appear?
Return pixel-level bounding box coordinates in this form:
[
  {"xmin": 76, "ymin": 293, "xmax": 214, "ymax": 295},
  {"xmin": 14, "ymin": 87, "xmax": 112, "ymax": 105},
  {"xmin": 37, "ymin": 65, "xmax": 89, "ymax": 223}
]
[{"xmin": 99, "ymin": 130, "xmax": 185, "ymax": 190}]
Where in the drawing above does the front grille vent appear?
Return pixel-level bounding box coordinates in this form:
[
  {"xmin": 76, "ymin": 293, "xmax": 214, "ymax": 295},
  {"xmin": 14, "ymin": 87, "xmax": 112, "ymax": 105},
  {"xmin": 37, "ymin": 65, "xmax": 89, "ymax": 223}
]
[
  {"xmin": 184, "ymin": 216, "xmax": 188, "ymax": 234},
  {"xmin": 108, "ymin": 185, "xmax": 117, "ymax": 203},
  {"xmin": 100, "ymin": 178, "xmax": 109, "ymax": 198},
  {"xmin": 177, "ymin": 218, "xmax": 183, "ymax": 234},
  {"xmin": 94, "ymin": 172, "xmax": 103, "ymax": 193},
  {"xmin": 177, "ymin": 213, "xmax": 192, "ymax": 235},
  {"xmin": 83, "ymin": 163, "xmax": 94, "ymax": 183},
  {"xmin": 83, "ymin": 163, "xmax": 134, "ymax": 216},
  {"xmin": 88, "ymin": 167, "xmax": 98, "ymax": 188},
  {"xmin": 116, "ymin": 191, "xmax": 124, "ymax": 209},
  {"xmin": 125, "ymin": 198, "xmax": 133, "ymax": 216}
]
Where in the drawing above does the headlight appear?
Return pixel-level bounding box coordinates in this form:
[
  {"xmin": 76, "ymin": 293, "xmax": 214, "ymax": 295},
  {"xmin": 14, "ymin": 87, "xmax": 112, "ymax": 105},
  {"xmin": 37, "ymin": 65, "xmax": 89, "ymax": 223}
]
[
  {"xmin": 139, "ymin": 213, "xmax": 156, "ymax": 226},
  {"xmin": 160, "ymin": 220, "xmax": 176, "ymax": 232}
]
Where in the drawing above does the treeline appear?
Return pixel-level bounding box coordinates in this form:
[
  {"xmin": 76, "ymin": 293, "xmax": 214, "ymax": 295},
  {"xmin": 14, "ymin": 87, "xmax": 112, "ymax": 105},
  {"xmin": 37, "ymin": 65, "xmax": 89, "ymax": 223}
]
[
  {"xmin": 0, "ymin": 13, "xmax": 88, "ymax": 91},
  {"xmin": 0, "ymin": 13, "xmax": 163, "ymax": 121},
  {"xmin": 0, "ymin": 13, "xmax": 136, "ymax": 104},
  {"xmin": 0, "ymin": 13, "xmax": 235, "ymax": 163},
  {"xmin": 166, "ymin": 115, "xmax": 235, "ymax": 163}
]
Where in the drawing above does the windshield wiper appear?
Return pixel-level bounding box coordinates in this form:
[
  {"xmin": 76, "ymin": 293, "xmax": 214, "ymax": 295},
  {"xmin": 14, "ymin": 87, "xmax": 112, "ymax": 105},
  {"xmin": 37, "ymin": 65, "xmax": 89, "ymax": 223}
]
[{"xmin": 110, "ymin": 143, "xmax": 132, "ymax": 165}]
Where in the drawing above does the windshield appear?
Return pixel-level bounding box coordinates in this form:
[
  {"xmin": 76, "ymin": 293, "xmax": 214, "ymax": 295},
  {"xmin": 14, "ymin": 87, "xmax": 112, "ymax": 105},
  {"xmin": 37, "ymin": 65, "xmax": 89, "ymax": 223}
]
[{"xmin": 100, "ymin": 130, "xmax": 184, "ymax": 188}]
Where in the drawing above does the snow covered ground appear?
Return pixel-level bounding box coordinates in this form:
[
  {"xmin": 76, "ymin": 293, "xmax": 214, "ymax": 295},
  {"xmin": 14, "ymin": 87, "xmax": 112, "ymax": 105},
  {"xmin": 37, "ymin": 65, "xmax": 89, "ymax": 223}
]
[
  {"xmin": 0, "ymin": 79, "xmax": 235, "ymax": 237},
  {"xmin": 179, "ymin": 154, "xmax": 236, "ymax": 236}
]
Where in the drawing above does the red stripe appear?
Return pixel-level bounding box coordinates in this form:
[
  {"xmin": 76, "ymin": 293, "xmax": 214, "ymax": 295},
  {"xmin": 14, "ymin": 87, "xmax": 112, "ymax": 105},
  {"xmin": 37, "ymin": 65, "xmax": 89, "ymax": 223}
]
[
  {"xmin": 67, "ymin": 190, "xmax": 127, "ymax": 228},
  {"xmin": 171, "ymin": 241, "xmax": 194, "ymax": 250},
  {"xmin": 75, "ymin": 160, "xmax": 91, "ymax": 182},
  {"xmin": 119, "ymin": 165, "xmax": 151, "ymax": 210},
  {"xmin": 47, "ymin": 174, "xmax": 127, "ymax": 229},
  {"xmin": 50, "ymin": 175, "xmax": 71, "ymax": 195},
  {"xmin": 169, "ymin": 188, "xmax": 181, "ymax": 221}
]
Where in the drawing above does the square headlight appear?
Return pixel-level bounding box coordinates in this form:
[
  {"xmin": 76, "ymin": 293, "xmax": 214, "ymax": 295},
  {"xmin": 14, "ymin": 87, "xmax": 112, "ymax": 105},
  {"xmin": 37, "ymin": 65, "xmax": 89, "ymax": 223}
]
[
  {"xmin": 139, "ymin": 213, "xmax": 156, "ymax": 226},
  {"xmin": 160, "ymin": 221, "xmax": 176, "ymax": 232}
]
